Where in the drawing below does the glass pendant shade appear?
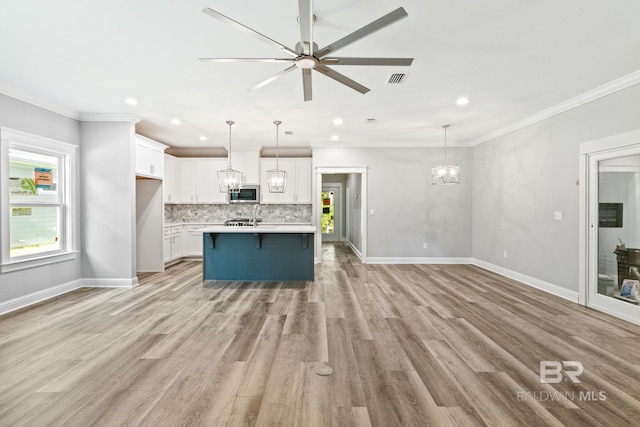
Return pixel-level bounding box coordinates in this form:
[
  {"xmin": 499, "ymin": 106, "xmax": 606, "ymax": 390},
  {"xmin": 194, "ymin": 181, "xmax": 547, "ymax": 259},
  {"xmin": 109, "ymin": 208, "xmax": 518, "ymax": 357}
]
[
  {"xmin": 431, "ymin": 164, "xmax": 461, "ymax": 184},
  {"xmin": 267, "ymin": 169, "xmax": 287, "ymax": 193},
  {"xmin": 267, "ymin": 120, "xmax": 287, "ymax": 193},
  {"xmin": 432, "ymin": 124, "xmax": 460, "ymax": 185},
  {"xmin": 218, "ymin": 120, "xmax": 244, "ymax": 193},
  {"xmin": 218, "ymin": 167, "xmax": 244, "ymax": 193}
]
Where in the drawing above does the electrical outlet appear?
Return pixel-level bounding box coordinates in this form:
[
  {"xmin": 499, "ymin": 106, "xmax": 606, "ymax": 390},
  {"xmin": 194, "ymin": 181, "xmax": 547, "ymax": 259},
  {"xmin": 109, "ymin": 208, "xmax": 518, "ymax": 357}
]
[
  {"xmin": 503, "ymin": 250, "xmax": 508, "ymax": 258},
  {"xmin": 423, "ymin": 242, "xmax": 428, "ymax": 249}
]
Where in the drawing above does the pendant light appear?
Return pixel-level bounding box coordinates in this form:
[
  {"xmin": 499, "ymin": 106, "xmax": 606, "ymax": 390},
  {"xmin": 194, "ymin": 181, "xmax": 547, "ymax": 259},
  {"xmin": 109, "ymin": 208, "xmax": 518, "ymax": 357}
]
[
  {"xmin": 431, "ymin": 124, "xmax": 460, "ymax": 185},
  {"xmin": 266, "ymin": 120, "xmax": 287, "ymax": 193},
  {"xmin": 217, "ymin": 120, "xmax": 244, "ymax": 193}
]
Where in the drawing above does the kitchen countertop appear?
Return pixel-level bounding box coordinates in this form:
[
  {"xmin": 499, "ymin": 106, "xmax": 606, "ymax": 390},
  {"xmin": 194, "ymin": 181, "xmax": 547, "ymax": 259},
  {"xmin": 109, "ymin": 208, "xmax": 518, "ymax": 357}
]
[{"xmin": 199, "ymin": 224, "xmax": 316, "ymax": 233}]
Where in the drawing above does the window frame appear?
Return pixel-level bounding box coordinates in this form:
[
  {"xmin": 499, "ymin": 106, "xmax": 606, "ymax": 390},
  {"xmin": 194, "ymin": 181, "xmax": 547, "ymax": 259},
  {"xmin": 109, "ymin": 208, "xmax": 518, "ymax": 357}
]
[{"xmin": 1, "ymin": 127, "xmax": 78, "ymax": 272}]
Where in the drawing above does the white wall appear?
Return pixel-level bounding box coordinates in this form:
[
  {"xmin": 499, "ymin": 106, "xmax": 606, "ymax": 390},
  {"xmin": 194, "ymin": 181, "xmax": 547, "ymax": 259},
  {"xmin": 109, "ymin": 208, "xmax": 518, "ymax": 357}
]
[
  {"xmin": 472, "ymin": 83, "xmax": 640, "ymax": 292},
  {"xmin": 313, "ymin": 147, "xmax": 472, "ymax": 259},
  {"xmin": 80, "ymin": 120, "xmax": 137, "ymax": 285},
  {"xmin": 0, "ymin": 94, "xmax": 82, "ymax": 303}
]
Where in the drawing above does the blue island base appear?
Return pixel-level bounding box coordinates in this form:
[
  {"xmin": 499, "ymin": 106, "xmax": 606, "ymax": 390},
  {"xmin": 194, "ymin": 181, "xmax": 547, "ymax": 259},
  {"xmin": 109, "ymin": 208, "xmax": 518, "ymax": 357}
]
[{"xmin": 203, "ymin": 232, "xmax": 315, "ymax": 281}]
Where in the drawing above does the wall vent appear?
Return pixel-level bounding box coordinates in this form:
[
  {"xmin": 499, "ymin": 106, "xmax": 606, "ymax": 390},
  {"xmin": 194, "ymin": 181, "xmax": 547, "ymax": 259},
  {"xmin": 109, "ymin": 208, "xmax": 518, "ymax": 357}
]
[
  {"xmin": 387, "ymin": 73, "xmax": 408, "ymax": 84},
  {"xmin": 364, "ymin": 118, "xmax": 377, "ymax": 125},
  {"xmin": 284, "ymin": 131, "xmax": 294, "ymax": 136}
]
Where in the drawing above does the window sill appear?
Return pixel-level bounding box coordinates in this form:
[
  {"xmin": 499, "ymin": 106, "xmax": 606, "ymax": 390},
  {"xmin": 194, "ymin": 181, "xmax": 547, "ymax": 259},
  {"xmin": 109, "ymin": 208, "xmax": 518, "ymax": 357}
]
[{"xmin": 0, "ymin": 251, "xmax": 78, "ymax": 273}]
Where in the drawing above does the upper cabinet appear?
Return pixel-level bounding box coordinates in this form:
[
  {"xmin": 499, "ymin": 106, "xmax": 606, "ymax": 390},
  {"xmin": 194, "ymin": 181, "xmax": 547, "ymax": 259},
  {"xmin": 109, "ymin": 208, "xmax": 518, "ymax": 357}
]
[
  {"xmin": 179, "ymin": 158, "xmax": 229, "ymax": 204},
  {"xmin": 164, "ymin": 154, "xmax": 179, "ymax": 203},
  {"xmin": 135, "ymin": 135, "xmax": 168, "ymax": 179},
  {"xmin": 260, "ymin": 158, "xmax": 312, "ymax": 204},
  {"xmin": 232, "ymin": 151, "xmax": 259, "ymax": 184}
]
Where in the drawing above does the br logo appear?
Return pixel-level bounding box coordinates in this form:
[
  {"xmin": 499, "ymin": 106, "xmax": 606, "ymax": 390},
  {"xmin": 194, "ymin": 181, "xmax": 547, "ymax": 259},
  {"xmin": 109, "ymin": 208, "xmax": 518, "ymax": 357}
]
[{"xmin": 539, "ymin": 361, "xmax": 584, "ymax": 384}]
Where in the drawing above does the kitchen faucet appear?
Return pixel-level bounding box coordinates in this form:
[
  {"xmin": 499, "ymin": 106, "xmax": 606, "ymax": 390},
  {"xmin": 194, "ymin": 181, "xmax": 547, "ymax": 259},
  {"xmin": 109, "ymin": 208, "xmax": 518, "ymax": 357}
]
[{"xmin": 253, "ymin": 203, "xmax": 260, "ymax": 227}]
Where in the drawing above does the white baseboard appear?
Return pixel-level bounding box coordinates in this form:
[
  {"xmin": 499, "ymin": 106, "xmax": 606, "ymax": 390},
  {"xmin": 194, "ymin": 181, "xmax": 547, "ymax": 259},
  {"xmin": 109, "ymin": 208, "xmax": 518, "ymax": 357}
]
[
  {"xmin": 82, "ymin": 277, "xmax": 138, "ymax": 288},
  {"xmin": 367, "ymin": 257, "xmax": 473, "ymax": 264},
  {"xmin": 348, "ymin": 242, "xmax": 362, "ymax": 261},
  {"xmin": 0, "ymin": 279, "xmax": 83, "ymax": 316},
  {"xmin": 472, "ymin": 259, "xmax": 579, "ymax": 303}
]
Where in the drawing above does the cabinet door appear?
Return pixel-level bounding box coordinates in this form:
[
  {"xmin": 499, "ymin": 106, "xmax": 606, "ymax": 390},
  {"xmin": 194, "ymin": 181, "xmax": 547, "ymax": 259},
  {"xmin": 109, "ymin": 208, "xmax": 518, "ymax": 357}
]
[
  {"xmin": 135, "ymin": 141, "xmax": 153, "ymax": 176},
  {"xmin": 135, "ymin": 136, "xmax": 166, "ymax": 178},
  {"xmin": 179, "ymin": 160, "xmax": 197, "ymax": 203},
  {"xmin": 164, "ymin": 155, "xmax": 180, "ymax": 203},
  {"xmin": 171, "ymin": 227, "xmax": 183, "ymax": 260},
  {"xmin": 293, "ymin": 159, "xmax": 312, "ymax": 204},
  {"xmin": 210, "ymin": 159, "xmax": 230, "ymax": 203},
  {"xmin": 186, "ymin": 228, "xmax": 203, "ymax": 256},
  {"xmin": 163, "ymin": 235, "xmax": 171, "ymax": 263}
]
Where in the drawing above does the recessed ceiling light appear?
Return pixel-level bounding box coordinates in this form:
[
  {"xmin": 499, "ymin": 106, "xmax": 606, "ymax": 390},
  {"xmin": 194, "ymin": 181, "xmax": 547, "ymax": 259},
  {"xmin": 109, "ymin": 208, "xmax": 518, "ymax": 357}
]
[
  {"xmin": 199, "ymin": 136, "xmax": 207, "ymax": 141},
  {"xmin": 125, "ymin": 97, "xmax": 138, "ymax": 106},
  {"xmin": 334, "ymin": 118, "xmax": 343, "ymax": 125},
  {"xmin": 330, "ymin": 135, "xmax": 339, "ymax": 141},
  {"xmin": 456, "ymin": 97, "xmax": 471, "ymax": 106},
  {"xmin": 171, "ymin": 118, "xmax": 181, "ymax": 125}
]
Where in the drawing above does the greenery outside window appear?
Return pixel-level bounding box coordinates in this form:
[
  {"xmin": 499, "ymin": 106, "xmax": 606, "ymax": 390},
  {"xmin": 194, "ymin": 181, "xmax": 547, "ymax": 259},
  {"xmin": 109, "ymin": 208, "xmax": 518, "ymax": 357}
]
[{"xmin": 1, "ymin": 128, "xmax": 77, "ymax": 272}]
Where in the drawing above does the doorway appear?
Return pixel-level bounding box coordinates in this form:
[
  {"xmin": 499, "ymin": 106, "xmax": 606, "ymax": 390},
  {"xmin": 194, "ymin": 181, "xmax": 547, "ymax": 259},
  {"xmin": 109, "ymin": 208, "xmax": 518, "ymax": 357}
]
[
  {"xmin": 580, "ymin": 131, "xmax": 640, "ymax": 325},
  {"xmin": 321, "ymin": 184, "xmax": 342, "ymax": 242},
  {"xmin": 315, "ymin": 168, "xmax": 367, "ymax": 263}
]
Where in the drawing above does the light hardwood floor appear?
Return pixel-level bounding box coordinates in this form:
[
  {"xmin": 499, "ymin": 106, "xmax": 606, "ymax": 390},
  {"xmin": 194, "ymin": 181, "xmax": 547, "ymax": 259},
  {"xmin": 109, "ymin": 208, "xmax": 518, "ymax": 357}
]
[{"xmin": 1, "ymin": 243, "xmax": 639, "ymax": 426}]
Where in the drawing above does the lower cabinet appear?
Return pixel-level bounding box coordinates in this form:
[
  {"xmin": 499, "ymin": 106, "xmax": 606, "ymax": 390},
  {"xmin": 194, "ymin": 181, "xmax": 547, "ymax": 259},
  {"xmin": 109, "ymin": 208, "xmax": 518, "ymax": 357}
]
[
  {"xmin": 186, "ymin": 226, "xmax": 203, "ymax": 257},
  {"xmin": 164, "ymin": 224, "xmax": 205, "ymax": 263},
  {"xmin": 164, "ymin": 225, "xmax": 184, "ymax": 263}
]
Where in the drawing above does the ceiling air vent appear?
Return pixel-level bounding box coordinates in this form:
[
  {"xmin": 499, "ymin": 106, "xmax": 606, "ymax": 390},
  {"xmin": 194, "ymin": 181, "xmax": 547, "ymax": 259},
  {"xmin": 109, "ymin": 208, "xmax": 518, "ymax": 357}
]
[
  {"xmin": 387, "ymin": 73, "xmax": 408, "ymax": 84},
  {"xmin": 364, "ymin": 118, "xmax": 377, "ymax": 125},
  {"xmin": 284, "ymin": 131, "xmax": 293, "ymax": 136}
]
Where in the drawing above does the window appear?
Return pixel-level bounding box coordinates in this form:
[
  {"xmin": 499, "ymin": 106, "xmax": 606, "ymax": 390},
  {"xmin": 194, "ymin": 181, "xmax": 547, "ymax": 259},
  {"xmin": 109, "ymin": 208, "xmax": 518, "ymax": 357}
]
[{"xmin": 1, "ymin": 128, "xmax": 77, "ymax": 272}]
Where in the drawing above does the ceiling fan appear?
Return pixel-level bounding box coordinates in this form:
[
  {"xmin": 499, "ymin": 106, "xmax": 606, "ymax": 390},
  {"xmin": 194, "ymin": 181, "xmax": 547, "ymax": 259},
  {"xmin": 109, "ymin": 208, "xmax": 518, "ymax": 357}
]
[{"xmin": 199, "ymin": 0, "xmax": 413, "ymax": 101}]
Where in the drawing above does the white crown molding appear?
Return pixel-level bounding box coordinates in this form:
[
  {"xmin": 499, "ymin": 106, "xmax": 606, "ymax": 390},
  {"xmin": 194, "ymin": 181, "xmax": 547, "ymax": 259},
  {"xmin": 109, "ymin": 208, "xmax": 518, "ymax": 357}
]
[
  {"xmin": 469, "ymin": 69, "xmax": 640, "ymax": 146},
  {"xmin": 0, "ymin": 88, "xmax": 80, "ymax": 120},
  {"xmin": 79, "ymin": 113, "xmax": 140, "ymax": 123}
]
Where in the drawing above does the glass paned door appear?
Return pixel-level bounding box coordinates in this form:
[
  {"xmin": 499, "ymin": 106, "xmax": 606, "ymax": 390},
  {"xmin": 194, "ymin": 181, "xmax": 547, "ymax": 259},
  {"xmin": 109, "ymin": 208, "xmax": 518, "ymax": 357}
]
[
  {"xmin": 321, "ymin": 191, "xmax": 335, "ymax": 237},
  {"xmin": 597, "ymin": 155, "xmax": 640, "ymax": 304}
]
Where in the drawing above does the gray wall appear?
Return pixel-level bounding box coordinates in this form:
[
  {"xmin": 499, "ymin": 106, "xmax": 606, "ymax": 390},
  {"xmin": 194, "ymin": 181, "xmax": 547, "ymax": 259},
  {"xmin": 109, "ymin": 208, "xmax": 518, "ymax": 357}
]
[
  {"xmin": 80, "ymin": 121, "xmax": 137, "ymax": 282},
  {"xmin": 0, "ymin": 94, "xmax": 82, "ymax": 301},
  {"xmin": 313, "ymin": 147, "xmax": 473, "ymax": 258},
  {"xmin": 472, "ymin": 83, "xmax": 640, "ymax": 292}
]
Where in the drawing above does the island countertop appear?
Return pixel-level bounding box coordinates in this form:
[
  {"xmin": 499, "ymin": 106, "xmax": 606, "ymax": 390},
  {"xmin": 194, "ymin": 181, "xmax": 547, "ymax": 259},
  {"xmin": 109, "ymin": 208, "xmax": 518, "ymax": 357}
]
[{"xmin": 199, "ymin": 225, "xmax": 316, "ymax": 233}]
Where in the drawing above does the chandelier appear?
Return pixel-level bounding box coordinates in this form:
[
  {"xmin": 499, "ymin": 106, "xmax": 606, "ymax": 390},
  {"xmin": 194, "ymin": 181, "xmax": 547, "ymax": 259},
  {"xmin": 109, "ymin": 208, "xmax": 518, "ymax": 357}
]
[
  {"xmin": 217, "ymin": 120, "xmax": 244, "ymax": 193},
  {"xmin": 431, "ymin": 124, "xmax": 460, "ymax": 185},
  {"xmin": 266, "ymin": 120, "xmax": 287, "ymax": 193}
]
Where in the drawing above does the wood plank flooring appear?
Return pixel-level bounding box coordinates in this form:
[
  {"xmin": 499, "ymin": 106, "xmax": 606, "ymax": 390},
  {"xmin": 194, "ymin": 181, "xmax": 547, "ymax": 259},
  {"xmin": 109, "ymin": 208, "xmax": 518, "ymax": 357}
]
[{"xmin": 1, "ymin": 243, "xmax": 639, "ymax": 426}]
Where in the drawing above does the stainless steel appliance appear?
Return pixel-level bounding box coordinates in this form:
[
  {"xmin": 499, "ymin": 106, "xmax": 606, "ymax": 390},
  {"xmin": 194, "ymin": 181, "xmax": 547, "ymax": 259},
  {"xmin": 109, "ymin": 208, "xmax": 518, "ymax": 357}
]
[{"xmin": 228, "ymin": 185, "xmax": 259, "ymax": 203}]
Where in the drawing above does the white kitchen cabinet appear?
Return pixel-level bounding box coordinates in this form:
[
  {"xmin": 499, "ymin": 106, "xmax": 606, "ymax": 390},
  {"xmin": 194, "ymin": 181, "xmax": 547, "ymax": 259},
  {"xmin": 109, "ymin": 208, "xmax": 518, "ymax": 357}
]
[
  {"xmin": 259, "ymin": 158, "xmax": 312, "ymax": 204},
  {"xmin": 135, "ymin": 135, "xmax": 167, "ymax": 179},
  {"xmin": 163, "ymin": 154, "xmax": 180, "ymax": 203},
  {"xmin": 180, "ymin": 159, "xmax": 215, "ymax": 203},
  {"xmin": 185, "ymin": 225, "xmax": 204, "ymax": 257},
  {"xmin": 164, "ymin": 225, "xmax": 184, "ymax": 262},
  {"xmin": 233, "ymin": 150, "xmax": 260, "ymax": 184}
]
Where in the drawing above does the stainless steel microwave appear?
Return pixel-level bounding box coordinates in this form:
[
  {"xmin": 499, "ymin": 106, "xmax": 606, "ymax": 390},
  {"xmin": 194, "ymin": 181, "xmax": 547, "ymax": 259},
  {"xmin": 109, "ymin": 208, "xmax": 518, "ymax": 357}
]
[{"xmin": 229, "ymin": 184, "xmax": 260, "ymax": 203}]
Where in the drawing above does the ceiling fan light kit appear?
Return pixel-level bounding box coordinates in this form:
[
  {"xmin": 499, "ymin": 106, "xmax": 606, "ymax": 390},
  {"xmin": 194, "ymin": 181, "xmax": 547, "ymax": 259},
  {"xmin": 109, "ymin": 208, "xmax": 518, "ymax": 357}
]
[
  {"xmin": 200, "ymin": 1, "xmax": 414, "ymax": 101},
  {"xmin": 218, "ymin": 120, "xmax": 244, "ymax": 193}
]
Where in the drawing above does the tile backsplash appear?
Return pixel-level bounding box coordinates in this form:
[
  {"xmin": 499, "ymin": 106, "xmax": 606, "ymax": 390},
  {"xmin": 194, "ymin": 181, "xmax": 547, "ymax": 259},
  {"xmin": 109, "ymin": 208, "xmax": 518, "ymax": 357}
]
[{"xmin": 165, "ymin": 204, "xmax": 312, "ymax": 223}]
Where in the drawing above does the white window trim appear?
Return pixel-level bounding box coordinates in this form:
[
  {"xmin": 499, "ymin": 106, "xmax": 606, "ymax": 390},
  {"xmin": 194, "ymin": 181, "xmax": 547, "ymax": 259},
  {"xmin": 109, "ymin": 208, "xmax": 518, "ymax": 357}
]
[{"xmin": 0, "ymin": 127, "xmax": 78, "ymax": 272}]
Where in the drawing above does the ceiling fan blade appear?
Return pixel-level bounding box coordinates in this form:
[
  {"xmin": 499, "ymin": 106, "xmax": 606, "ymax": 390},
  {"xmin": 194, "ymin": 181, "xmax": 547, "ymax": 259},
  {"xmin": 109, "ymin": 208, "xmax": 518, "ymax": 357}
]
[
  {"xmin": 199, "ymin": 58, "xmax": 295, "ymax": 63},
  {"xmin": 202, "ymin": 8, "xmax": 298, "ymax": 58},
  {"xmin": 315, "ymin": 7, "xmax": 408, "ymax": 58},
  {"xmin": 250, "ymin": 65, "xmax": 298, "ymax": 91},
  {"xmin": 314, "ymin": 65, "xmax": 370, "ymax": 94},
  {"xmin": 298, "ymin": 0, "xmax": 314, "ymax": 55},
  {"xmin": 319, "ymin": 57, "xmax": 414, "ymax": 66},
  {"xmin": 302, "ymin": 68, "xmax": 312, "ymax": 101}
]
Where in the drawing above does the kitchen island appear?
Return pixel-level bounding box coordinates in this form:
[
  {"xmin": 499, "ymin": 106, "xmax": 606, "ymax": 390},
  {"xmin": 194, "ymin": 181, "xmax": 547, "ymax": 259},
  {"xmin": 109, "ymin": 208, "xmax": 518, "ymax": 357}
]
[{"xmin": 199, "ymin": 225, "xmax": 316, "ymax": 281}]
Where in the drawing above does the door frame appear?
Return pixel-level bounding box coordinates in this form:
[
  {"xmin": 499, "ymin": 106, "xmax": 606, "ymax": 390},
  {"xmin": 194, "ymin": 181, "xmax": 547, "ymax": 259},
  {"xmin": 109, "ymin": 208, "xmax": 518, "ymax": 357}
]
[
  {"xmin": 315, "ymin": 167, "xmax": 368, "ymax": 264},
  {"xmin": 579, "ymin": 129, "xmax": 640, "ymax": 326}
]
